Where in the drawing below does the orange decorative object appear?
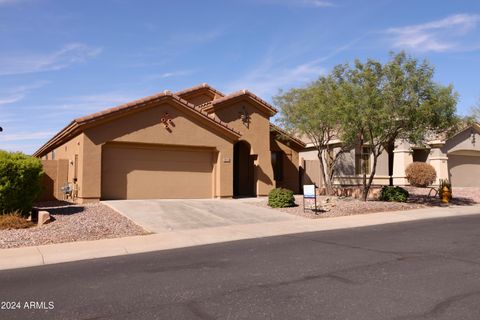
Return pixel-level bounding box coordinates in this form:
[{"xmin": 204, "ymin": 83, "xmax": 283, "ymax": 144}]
[{"xmin": 441, "ymin": 186, "xmax": 451, "ymax": 203}]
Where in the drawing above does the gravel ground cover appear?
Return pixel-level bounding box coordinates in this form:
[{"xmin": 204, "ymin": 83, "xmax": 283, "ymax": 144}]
[
  {"xmin": 250, "ymin": 187, "xmax": 480, "ymax": 219},
  {"xmin": 405, "ymin": 186, "xmax": 480, "ymax": 205},
  {"xmin": 0, "ymin": 202, "xmax": 148, "ymax": 249}
]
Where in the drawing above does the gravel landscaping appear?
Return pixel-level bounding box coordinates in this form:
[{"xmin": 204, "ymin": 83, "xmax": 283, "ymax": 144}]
[
  {"xmin": 0, "ymin": 202, "xmax": 149, "ymax": 249},
  {"xmin": 249, "ymin": 187, "xmax": 480, "ymax": 219},
  {"xmin": 250, "ymin": 195, "xmax": 424, "ymax": 219}
]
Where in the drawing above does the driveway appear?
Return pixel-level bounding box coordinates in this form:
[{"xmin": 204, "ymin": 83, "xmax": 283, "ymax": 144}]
[{"xmin": 103, "ymin": 199, "xmax": 300, "ymax": 233}]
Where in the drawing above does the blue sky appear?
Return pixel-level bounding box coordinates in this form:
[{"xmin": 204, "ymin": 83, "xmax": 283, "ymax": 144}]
[{"xmin": 1, "ymin": 0, "xmax": 479, "ymax": 154}]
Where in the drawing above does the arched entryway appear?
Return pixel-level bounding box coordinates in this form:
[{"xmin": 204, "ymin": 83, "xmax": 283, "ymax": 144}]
[{"xmin": 233, "ymin": 141, "xmax": 255, "ymax": 197}]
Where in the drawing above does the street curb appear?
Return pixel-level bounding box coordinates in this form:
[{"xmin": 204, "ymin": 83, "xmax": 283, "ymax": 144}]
[{"xmin": 1, "ymin": 205, "xmax": 479, "ymax": 271}]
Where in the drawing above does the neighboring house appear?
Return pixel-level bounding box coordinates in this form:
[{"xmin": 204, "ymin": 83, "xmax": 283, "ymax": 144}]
[
  {"xmin": 300, "ymin": 123, "xmax": 480, "ymax": 188},
  {"xmin": 34, "ymin": 84, "xmax": 304, "ymax": 203}
]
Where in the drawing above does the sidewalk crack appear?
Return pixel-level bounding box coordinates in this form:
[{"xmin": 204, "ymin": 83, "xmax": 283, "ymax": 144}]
[{"xmin": 35, "ymin": 247, "xmax": 45, "ymax": 265}]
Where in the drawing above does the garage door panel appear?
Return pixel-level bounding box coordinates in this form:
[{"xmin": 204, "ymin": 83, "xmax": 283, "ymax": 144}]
[
  {"xmin": 102, "ymin": 144, "xmax": 214, "ymax": 199},
  {"xmin": 448, "ymin": 154, "xmax": 480, "ymax": 187}
]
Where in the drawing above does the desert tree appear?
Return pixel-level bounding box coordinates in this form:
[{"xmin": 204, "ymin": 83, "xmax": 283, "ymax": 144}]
[
  {"xmin": 338, "ymin": 52, "xmax": 458, "ymax": 201},
  {"xmin": 274, "ymin": 75, "xmax": 350, "ymax": 195}
]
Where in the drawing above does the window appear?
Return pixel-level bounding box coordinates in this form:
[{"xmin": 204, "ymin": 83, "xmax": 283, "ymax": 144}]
[
  {"xmin": 271, "ymin": 151, "xmax": 284, "ymax": 181},
  {"xmin": 355, "ymin": 146, "xmax": 371, "ymax": 175}
]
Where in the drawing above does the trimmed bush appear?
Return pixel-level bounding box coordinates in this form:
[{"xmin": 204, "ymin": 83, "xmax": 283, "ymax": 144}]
[
  {"xmin": 379, "ymin": 186, "xmax": 409, "ymax": 202},
  {"xmin": 268, "ymin": 188, "xmax": 295, "ymax": 208},
  {"xmin": 405, "ymin": 162, "xmax": 437, "ymax": 187},
  {"xmin": 0, "ymin": 151, "xmax": 43, "ymax": 215}
]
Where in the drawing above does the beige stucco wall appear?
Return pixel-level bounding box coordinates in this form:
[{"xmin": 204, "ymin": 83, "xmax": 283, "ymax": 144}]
[
  {"xmin": 50, "ymin": 134, "xmax": 85, "ymax": 200},
  {"xmin": 181, "ymin": 92, "xmax": 214, "ymax": 106},
  {"xmin": 83, "ymin": 100, "xmax": 235, "ymax": 200},
  {"xmin": 443, "ymin": 128, "xmax": 480, "ymax": 187},
  {"xmin": 299, "ymin": 145, "xmax": 390, "ymax": 187},
  {"xmin": 443, "ymin": 129, "xmax": 480, "ymax": 154},
  {"xmin": 39, "ymin": 159, "xmax": 68, "ymax": 201},
  {"xmin": 212, "ymin": 100, "xmax": 275, "ymax": 196},
  {"xmin": 300, "ymin": 148, "xmax": 318, "ymax": 161},
  {"xmin": 375, "ymin": 150, "xmax": 389, "ymax": 176}
]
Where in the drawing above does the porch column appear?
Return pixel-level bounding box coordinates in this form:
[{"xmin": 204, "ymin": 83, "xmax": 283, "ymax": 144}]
[
  {"xmin": 392, "ymin": 139, "xmax": 413, "ymax": 186},
  {"xmin": 427, "ymin": 141, "xmax": 448, "ymax": 185}
]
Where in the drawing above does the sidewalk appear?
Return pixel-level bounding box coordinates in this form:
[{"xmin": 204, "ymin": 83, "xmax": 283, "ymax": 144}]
[{"xmin": 1, "ymin": 205, "xmax": 479, "ymax": 271}]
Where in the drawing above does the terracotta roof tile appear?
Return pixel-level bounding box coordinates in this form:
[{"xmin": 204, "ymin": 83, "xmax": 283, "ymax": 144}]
[
  {"xmin": 33, "ymin": 89, "xmax": 241, "ymax": 157},
  {"xmin": 270, "ymin": 123, "xmax": 306, "ymax": 148},
  {"xmin": 211, "ymin": 90, "xmax": 277, "ymax": 115},
  {"xmin": 175, "ymin": 83, "xmax": 225, "ymax": 98}
]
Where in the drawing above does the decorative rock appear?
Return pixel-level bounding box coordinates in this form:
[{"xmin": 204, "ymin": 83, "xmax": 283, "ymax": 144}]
[{"xmin": 37, "ymin": 211, "xmax": 51, "ymax": 226}]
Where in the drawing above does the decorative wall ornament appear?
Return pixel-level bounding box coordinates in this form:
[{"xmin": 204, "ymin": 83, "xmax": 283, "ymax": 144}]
[
  {"xmin": 160, "ymin": 112, "xmax": 174, "ymax": 130},
  {"xmin": 239, "ymin": 106, "xmax": 251, "ymax": 128}
]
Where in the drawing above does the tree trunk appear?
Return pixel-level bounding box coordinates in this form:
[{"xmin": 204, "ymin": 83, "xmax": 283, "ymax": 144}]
[
  {"xmin": 317, "ymin": 151, "xmax": 333, "ymax": 196},
  {"xmin": 362, "ymin": 153, "xmax": 378, "ymax": 201}
]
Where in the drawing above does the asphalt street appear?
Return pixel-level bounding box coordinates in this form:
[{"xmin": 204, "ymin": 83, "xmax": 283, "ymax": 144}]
[{"xmin": 1, "ymin": 214, "xmax": 480, "ymax": 319}]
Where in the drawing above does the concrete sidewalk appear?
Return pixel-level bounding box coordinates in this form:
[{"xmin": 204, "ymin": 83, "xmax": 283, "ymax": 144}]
[{"xmin": 1, "ymin": 205, "xmax": 479, "ymax": 271}]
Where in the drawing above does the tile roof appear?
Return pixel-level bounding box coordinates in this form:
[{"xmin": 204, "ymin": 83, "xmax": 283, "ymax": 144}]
[
  {"xmin": 269, "ymin": 123, "xmax": 306, "ymax": 149},
  {"xmin": 211, "ymin": 90, "xmax": 277, "ymax": 116},
  {"xmin": 33, "ymin": 90, "xmax": 241, "ymax": 157},
  {"xmin": 175, "ymin": 83, "xmax": 225, "ymax": 98}
]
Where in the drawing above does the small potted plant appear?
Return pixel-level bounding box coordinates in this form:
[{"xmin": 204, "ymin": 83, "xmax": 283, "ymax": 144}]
[{"xmin": 438, "ymin": 179, "xmax": 452, "ymax": 203}]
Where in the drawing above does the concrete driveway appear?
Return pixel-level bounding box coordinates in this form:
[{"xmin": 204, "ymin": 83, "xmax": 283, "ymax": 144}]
[{"xmin": 103, "ymin": 199, "xmax": 300, "ymax": 233}]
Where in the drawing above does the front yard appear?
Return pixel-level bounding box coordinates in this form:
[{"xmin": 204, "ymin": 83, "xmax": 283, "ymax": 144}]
[
  {"xmin": 0, "ymin": 202, "xmax": 148, "ymax": 249},
  {"xmin": 250, "ymin": 187, "xmax": 480, "ymax": 219}
]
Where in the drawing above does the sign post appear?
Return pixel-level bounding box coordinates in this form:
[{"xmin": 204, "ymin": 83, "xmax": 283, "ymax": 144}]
[{"xmin": 303, "ymin": 184, "xmax": 317, "ymax": 213}]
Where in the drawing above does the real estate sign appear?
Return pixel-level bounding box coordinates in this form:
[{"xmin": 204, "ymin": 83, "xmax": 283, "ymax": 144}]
[
  {"xmin": 303, "ymin": 184, "xmax": 317, "ymax": 213},
  {"xmin": 303, "ymin": 185, "xmax": 315, "ymax": 198}
]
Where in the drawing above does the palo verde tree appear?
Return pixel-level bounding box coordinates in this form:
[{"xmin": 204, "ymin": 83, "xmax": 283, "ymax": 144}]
[
  {"xmin": 338, "ymin": 52, "xmax": 458, "ymax": 201},
  {"xmin": 274, "ymin": 75, "xmax": 349, "ymax": 195}
]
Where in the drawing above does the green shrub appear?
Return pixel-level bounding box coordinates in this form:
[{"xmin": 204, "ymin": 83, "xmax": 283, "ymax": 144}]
[
  {"xmin": 268, "ymin": 188, "xmax": 295, "ymax": 208},
  {"xmin": 379, "ymin": 186, "xmax": 409, "ymax": 202},
  {"xmin": 0, "ymin": 151, "xmax": 43, "ymax": 215},
  {"xmin": 405, "ymin": 162, "xmax": 437, "ymax": 187}
]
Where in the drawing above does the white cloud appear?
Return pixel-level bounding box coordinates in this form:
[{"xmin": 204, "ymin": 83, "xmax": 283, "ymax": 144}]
[
  {"xmin": 0, "ymin": 43, "xmax": 102, "ymax": 76},
  {"xmin": 145, "ymin": 70, "xmax": 196, "ymax": 81},
  {"xmin": 258, "ymin": 0, "xmax": 336, "ymax": 8},
  {"xmin": 386, "ymin": 14, "xmax": 480, "ymax": 52},
  {"xmin": 302, "ymin": 0, "xmax": 335, "ymax": 7},
  {"xmin": 0, "ymin": 95, "xmax": 23, "ymax": 105},
  {"xmin": 0, "ymin": 131, "xmax": 55, "ymax": 142},
  {"xmin": 0, "ymin": 80, "xmax": 49, "ymax": 105},
  {"xmin": 36, "ymin": 91, "xmax": 147, "ymax": 119},
  {"xmin": 224, "ymin": 58, "xmax": 325, "ymax": 98},
  {"xmin": 223, "ymin": 36, "xmax": 363, "ymax": 99},
  {"xmin": 0, "ymin": 0, "xmax": 26, "ymax": 5}
]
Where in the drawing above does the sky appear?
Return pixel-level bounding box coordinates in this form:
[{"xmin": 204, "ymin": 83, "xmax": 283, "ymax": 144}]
[{"xmin": 0, "ymin": 0, "xmax": 479, "ymax": 154}]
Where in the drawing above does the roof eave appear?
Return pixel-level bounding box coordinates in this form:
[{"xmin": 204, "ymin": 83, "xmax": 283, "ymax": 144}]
[{"xmin": 207, "ymin": 91, "xmax": 277, "ymax": 117}]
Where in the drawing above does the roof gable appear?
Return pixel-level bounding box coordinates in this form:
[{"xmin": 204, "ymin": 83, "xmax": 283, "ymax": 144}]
[
  {"xmin": 270, "ymin": 123, "xmax": 306, "ymax": 150},
  {"xmin": 175, "ymin": 83, "xmax": 225, "ymax": 106},
  {"xmin": 203, "ymin": 90, "xmax": 277, "ymax": 117},
  {"xmin": 33, "ymin": 91, "xmax": 240, "ymax": 157}
]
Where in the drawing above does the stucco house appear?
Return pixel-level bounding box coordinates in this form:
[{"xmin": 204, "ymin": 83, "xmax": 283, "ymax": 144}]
[
  {"xmin": 34, "ymin": 84, "xmax": 304, "ymax": 203},
  {"xmin": 300, "ymin": 123, "xmax": 480, "ymax": 188}
]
